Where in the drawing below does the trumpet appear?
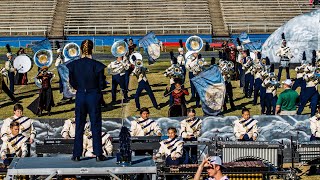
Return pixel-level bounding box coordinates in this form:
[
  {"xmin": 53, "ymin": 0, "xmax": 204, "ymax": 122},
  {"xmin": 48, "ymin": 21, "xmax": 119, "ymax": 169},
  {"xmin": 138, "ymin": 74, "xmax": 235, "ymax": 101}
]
[{"xmin": 135, "ymin": 59, "xmax": 143, "ymax": 67}]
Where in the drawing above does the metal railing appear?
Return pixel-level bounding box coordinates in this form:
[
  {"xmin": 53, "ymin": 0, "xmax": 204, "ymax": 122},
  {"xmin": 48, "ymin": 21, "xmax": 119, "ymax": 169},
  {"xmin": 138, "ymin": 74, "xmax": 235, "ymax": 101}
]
[
  {"xmin": 227, "ymin": 22, "xmax": 284, "ymax": 33},
  {"xmin": 0, "ymin": 26, "xmax": 48, "ymax": 36},
  {"xmin": 64, "ymin": 24, "xmax": 212, "ymax": 35}
]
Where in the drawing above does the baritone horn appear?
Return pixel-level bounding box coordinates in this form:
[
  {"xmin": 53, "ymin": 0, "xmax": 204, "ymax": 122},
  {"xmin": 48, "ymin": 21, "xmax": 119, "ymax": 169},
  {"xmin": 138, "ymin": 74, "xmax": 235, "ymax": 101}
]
[
  {"xmin": 186, "ymin": 35, "xmax": 203, "ymax": 52},
  {"xmin": 130, "ymin": 52, "xmax": 143, "ymax": 67},
  {"xmin": 111, "ymin": 40, "xmax": 128, "ymax": 57},
  {"xmin": 33, "ymin": 49, "xmax": 53, "ymax": 68},
  {"xmin": 63, "ymin": 42, "xmax": 80, "ymax": 62}
]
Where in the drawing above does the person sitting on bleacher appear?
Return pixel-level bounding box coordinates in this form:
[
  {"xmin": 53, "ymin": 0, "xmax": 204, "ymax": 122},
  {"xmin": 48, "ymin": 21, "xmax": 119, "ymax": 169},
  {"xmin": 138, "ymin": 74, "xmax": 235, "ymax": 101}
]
[
  {"xmin": 234, "ymin": 108, "xmax": 258, "ymax": 141},
  {"xmin": 130, "ymin": 107, "xmax": 162, "ymax": 137},
  {"xmin": 1, "ymin": 122, "xmax": 28, "ymax": 165},
  {"xmin": 83, "ymin": 126, "xmax": 113, "ymax": 157}
]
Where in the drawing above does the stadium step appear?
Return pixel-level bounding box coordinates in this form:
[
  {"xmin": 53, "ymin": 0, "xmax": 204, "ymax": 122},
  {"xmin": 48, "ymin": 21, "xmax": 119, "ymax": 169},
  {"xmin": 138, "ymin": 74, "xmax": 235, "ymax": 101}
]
[
  {"xmin": 49, "ymin": 0, "xmax": 69, "ymax": 37},
  {"xmin": 207, "ymin": 0, "xmax": 229, "ymax": 36}
]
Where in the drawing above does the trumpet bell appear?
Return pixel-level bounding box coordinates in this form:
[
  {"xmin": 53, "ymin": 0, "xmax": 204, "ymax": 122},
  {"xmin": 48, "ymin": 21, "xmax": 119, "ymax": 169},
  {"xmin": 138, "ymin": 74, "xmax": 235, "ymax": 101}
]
[
  {"xmin": 227, "ymin": 61, "xmax": 234, "ymax": 69},
  {"xmin": 111, "ymin": 40, "xmax": 128, "ymax": 57},
  {"xmin": 33, "ymin": 49, "xmax": 53, "ymax": 68},
  {"xmin": 186, "ymin": 36, "xmax": 203, "ymax": 52},
  {"xmin": 63, "ymin": 43, "xmax": 80, "ymax": 62}
]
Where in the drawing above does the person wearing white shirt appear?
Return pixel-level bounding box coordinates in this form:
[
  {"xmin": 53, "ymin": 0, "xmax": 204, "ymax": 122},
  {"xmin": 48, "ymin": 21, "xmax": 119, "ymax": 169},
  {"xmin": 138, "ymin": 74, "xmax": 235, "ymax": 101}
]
[
  {"xmin": 194, "ymin": 156, "xmax": 229, "ymax": 180},
  {"xmin": 233, "ymin": 108, "xmax": 258, "ymax": 141},
  {"xmin": 310, "ymin": 113, "xmax": 320, "ymax": 141}
]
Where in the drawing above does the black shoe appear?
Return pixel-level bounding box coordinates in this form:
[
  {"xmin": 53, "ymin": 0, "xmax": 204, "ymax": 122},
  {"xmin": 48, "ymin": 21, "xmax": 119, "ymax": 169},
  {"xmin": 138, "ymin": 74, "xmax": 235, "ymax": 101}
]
[
  {"xmin": 155, "ymin": 105, "xmax": 161, "ymax": 110},
  {"xmin": 48, "ymin": 112, "xmax": 51, "ymax": 116},
  {"xmin": 71, "ymin": 156, "xmax": 81, "ymax": 161},
  {"xmin": 96, "ymin": 155, "xmax": 107, "ymax": 161},
  {"xmin": 136, "ymin": 108, "xmax": 140, "ymax": 111}
]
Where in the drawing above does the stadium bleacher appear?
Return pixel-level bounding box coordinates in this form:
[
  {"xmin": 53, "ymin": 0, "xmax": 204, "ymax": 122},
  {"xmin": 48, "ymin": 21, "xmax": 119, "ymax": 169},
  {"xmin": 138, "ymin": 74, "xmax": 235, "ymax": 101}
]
[
  {"xmin": 0, "ymin": 0, "xmax": 57, "ymax": 36},
  {"xmin": 219, "ymin": 0, "xmax": 314, "ymax": 33},
  {"xmin": 64, "ymin": 0, "xmax": 212, "ymax": 35}
]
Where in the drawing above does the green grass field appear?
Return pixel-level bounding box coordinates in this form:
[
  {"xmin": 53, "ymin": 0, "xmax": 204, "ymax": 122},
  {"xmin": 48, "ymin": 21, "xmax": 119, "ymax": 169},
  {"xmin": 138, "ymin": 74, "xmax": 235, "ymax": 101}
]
[{"xmin": 0, "ymin": 58, "xmax": 308, "ymax": 119}]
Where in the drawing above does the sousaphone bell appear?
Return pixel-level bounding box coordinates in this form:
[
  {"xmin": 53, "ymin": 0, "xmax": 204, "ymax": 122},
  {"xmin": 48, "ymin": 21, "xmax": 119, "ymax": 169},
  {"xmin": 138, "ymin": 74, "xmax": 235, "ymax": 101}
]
[
  {"xmin": 33, "ymin": 49, "xmax": 53, "ymax": 68},
  {"xmin": 185, "ymin": 35, "xmax": 203, "ymax": 52},
  {"xmin": 63, "ymin": 42, "xmax": 80, "ymax": 62},
  {"xmin": 111, "ymin": 40, "xmax": 128, "ymax": 57}
]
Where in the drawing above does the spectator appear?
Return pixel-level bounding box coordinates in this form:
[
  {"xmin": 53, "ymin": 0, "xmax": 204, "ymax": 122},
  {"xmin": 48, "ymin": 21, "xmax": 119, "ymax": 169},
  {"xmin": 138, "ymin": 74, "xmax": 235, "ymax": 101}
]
[{"xmin": 276, "ymin": 79, "xmax": 299, "ymax": 115}]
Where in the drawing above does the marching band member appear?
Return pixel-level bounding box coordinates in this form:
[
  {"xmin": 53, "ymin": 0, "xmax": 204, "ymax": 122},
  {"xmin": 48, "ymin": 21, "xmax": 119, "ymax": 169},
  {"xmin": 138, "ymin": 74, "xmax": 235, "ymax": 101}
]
[
  {"xmin": 36, "ymin": 66, "xmax": 55, "ymax": 116},
  {"xmin": 262, "ymin": 72, "xmax": 279, "ymax": 115},
  {"xmin": 310, "ymin": 112, "xmax": 320, "ymax": 141},
  {"xmin": 297, "ymin": 66, "xmax": 319, "ymax": 116},
  {"xmin": 164, "ymin": 53, "xmax": 184, "ymax": 106},
  {"xmin": 253, "ymin": 52, "xmax": 263, "ymax": 105},
  {"xmin": 83, "ymin": 129, "xmax": 113, "ymax": 157},
  {"xmin": 220, "ymin": 60, "xmax": 236, "ymax": 111},
  {"xmin": 55, "ymin": 48, "xmax": 64, "ymax": 98},
  {"xmin": 180, "ymin": 108, "xmax": 202, "ymax": 163},
  {"xmin": 236, "ymin": 38, "xmax": 244, "ymax": 88},
  {"xmin": 108, "ymin": 56, "xmax": 129, "ymax": 103},
  {"xmin": 154, "ymin": 127, "xmax": 184, "ymax": 165},
  {"xmin": 128, "ymin": 38, "xmax": 137, "ymax": 56},
  {"xmin": 131, "ymin": 54, "xmax": 159, "ymax": 111},
  {"xmin": 1, "ymin": 104, "xmax": 36, "ymax": 144},
  {"xmin": 5, "ymin": 52, "xmax": 15, "ymax": 93},
  {"xmin": 177, "ymin": 40, "xmax": 186, "ymax": 83},
  {"xmin": 259, "ymin": 71, "xmax": 269, "ymax": 114},
  {"xmin": 186, "ymin": 52, "xmax": 204, "ymax": 107},
  {"xmin": 165, "ymin": 79, "xmax": 189, "ymax": 117},
  {"xmin": 292, "ymin": 63, "xmax": 307, "ymax": 91},
  {"xmin": 180, "ymin": 108, "xmax": 202, "ymax": 140},
  {"xmin": 276, "ymin": 34, "xmax": 293, "ymax": 81},
  {"xmin": 1, "ymin": 122, "xmax": 28, "ymax": 164},
  {"xmin": 61, "ymin": 117, "xmax": 76, "ymax": 139},
  {"xmin": 242, "ymin": 50, "xmax": 254, "ymax": 98},
  {"xmin": 0, "ymin": 67, "xmax": 17, "ymax": 103},
  {"xmin": 234, "ymin": 108, "xmax": 258, "ymax": 141},
  {"xmin": 130, "ymin": 107, "xmax": 161, "ymax": 155},
  {"xmin": 130, "ymin": 107, "xmax": 162, "ymax": 137},
  {"xmin": 14, "ymin": 47, "xmax": 28, "ymax": 85}
]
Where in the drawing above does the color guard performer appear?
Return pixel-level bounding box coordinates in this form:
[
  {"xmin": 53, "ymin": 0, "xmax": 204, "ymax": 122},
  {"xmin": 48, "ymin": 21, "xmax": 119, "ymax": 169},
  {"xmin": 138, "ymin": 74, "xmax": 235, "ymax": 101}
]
[
  {"xmin": 310, "ymin": 112, "xmax": 320, "ymax": 141},
  {"xmin": 107, "ymin": 56, "xmax": 129, "ymax": 103},
  {"xmin": 165, "ymin": 80, "xmax": 189, "ymax": 117},
  {"xmin": 131, "ymin": 53, "xmax": 159, "ymax": 111},
  {"xmin": 180, "ymin": 108, "xmax": 202, "ymax": 163},
  {"xmin": 234, "ymin": 108, "xmax": 258, "ymax": 141},
  {"xmin": 154, "ymin": 127, "xmax": 184, "ymax": 165},
  {"xmin": 130, "ymin": 107, "xmax": 162, "ymax": 137},
  {"xmin": 1, "ymin": 104, "xmax": 36, "ymax": 144},
  {"xmin": 1, "ymin": 122, "xmax": 28, "ymax": 164},
  {"xmin": 35, "ymin": 66, "xmax": 55, "ymax": 116}
]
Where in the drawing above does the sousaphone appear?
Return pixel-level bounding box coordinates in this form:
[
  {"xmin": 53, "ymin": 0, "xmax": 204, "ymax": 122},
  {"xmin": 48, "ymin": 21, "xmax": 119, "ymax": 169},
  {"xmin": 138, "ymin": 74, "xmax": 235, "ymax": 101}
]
[{"xmin": 63, "ymin": 42, "xmax": 80, "ymax": 62}]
